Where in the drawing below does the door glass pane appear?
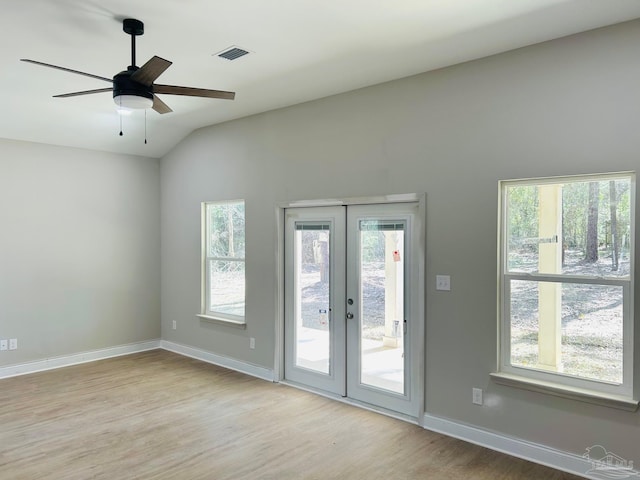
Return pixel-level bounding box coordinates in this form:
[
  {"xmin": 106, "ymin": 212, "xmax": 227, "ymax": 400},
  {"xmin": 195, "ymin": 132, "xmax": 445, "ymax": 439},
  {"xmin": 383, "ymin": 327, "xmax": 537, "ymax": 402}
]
[
  {"xmin": 294, "ymin": 224, "xmax": 331, "ymax": 374},
  {"xmin": 359, "ymin": 221, "xmax": 405, "ymax": 394}
]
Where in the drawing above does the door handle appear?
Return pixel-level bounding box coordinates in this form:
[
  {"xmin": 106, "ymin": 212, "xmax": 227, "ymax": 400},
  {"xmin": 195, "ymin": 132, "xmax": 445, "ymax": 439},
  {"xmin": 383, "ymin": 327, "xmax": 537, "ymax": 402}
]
[{"xmin": 346, "ymin": 312, "xmax": 354, "ymax": 320}]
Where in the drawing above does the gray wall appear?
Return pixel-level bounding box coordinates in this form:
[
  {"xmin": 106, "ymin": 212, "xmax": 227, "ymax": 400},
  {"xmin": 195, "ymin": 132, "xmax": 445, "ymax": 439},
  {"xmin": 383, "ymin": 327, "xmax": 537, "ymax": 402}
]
[
  {"xmin": 161, "ymin": 20, "xmax": 640, "ymax": 459},
  {"xmin": 0, "ymin": 138, "xmax": 161, "ymax": 365}
]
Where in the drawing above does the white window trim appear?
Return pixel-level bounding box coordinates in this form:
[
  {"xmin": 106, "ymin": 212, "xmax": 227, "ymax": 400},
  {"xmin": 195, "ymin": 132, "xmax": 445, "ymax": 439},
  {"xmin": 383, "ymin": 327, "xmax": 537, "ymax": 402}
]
[
  {"xmin": 196, "ymin": 314, "xmax": 246, "ymax": 329},
  {"xmin": 199, "ymin": 200, "xmax": 246, "ymax": 327},
  {"xmin": 494, "ymin": 172, "xmax": 637, "ymax": 410},
  {"xmin": 489, "ymin": 372, "xmax": 638, "ymax": 411}
]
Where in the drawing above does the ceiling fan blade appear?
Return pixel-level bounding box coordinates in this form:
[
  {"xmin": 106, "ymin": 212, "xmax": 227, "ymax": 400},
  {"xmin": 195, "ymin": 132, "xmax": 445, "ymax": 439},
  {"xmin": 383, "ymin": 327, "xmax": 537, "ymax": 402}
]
[
  {"xmin": 153, "ymin": 84, "xmax": 235, "ymax": 100},
  {"xmin": 131, "ymin": 56, "xmax": 172, "ymax": 86},
  {"xmin": 20, "ymin": 59, "xmax": 112, "ymax": 83},
  {"xmin": 53, "ymin": 88, "xmax": 113, "ymax": 98},
  {"xmin": 152, "ymin": 95, "xmax": 173, "ymax": 114}
]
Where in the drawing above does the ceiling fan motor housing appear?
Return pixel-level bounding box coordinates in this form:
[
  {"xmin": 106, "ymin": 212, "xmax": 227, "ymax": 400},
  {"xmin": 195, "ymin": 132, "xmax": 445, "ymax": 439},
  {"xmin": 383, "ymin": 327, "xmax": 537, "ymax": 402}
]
[{"xmin": 113, "ymin": 69, "xmax": 153, "ymax": 104}]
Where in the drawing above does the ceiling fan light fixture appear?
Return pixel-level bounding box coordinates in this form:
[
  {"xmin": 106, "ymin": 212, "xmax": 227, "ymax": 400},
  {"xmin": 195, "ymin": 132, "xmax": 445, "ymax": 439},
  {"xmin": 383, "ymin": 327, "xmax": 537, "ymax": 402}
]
[
  {"xmin": 114, "ymin": 94, "xmax": 153, "ymax": 110},
  {"xmin": 115, "ymin": 106, "xmax": 133, "ymax": 116}
]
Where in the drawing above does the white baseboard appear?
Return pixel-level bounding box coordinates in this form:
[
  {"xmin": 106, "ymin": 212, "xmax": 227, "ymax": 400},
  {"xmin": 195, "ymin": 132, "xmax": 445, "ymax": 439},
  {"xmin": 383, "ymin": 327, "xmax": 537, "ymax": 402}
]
[
  {"xmin": 423, "ymin": 413, "xmax": 639, "ymax": 480},
  {"xmin": 0, "ymin": 340, "xmax": 161, "ymax": 379},
  {"xmin": 160, "ymin": 340, "xmax": 275, "ymax": 382},
  {"xmin": 0, "ymin": 339, "xmax": 274, "ymax": 383}
]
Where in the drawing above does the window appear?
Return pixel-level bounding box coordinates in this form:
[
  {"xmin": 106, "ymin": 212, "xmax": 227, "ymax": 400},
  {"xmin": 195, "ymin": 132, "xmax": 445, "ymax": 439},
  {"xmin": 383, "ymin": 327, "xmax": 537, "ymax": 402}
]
[
  {"xmin": 201, "ymin": 200, "xmax": 245, "ymax": 323},
  {"xmin": 496, "ymin": 173, "xmax": 635, "ymax": 405}
]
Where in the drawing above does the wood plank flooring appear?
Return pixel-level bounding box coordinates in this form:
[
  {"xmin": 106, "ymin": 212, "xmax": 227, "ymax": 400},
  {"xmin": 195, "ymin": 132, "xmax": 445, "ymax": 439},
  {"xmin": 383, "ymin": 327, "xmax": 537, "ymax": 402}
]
[{"xmin": 0, "ymin": 350, "xmax": 584, "ymax": 480}]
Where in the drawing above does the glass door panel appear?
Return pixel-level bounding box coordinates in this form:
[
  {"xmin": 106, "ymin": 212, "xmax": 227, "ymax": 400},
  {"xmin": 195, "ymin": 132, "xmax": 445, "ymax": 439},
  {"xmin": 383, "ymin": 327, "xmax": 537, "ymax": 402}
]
[
  {"xmin": 294, "ymin": 224, "xmax": 331, "ymax": 374},
  {"xmin": 359, "ymin": 222, "xmax": 405, "ymax": 394}
]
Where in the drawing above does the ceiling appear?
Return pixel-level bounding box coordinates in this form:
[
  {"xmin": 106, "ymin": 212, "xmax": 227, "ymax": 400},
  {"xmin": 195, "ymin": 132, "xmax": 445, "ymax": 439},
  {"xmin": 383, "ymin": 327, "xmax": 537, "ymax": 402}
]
[{"xmin": 2, "ymin": 0, "xmax": 640, "ymax": 159}]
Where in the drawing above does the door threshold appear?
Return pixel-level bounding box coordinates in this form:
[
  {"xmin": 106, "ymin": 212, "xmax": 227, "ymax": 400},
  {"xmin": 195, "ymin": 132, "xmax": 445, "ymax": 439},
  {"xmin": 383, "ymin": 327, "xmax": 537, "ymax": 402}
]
[{"xmin": 279, "ymin": 379, "xmax": 420, "ymax": 426}]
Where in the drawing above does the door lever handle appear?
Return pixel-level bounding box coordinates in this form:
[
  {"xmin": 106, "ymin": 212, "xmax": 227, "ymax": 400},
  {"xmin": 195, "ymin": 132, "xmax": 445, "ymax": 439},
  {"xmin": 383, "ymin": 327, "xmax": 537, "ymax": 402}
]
[{"xmin": 346, "ymin": 312, "xmax": 354, "ymax": 320}]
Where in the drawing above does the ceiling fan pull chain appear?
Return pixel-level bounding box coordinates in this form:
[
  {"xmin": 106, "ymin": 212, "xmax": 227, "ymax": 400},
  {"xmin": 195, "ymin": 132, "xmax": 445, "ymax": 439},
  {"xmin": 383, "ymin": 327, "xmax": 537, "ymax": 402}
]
[
  {"xmin": 144, "ymin": 109, "xmax": 147, "ymax": 144},
  {"xmin": 119, "ymin": 97, "xmax": 124, "ymax": 136}
]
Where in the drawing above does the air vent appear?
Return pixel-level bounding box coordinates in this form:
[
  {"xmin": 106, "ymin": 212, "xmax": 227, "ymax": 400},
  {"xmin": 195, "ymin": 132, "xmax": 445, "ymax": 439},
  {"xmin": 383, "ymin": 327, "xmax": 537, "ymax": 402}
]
[{"xmin": 216, "ymin": 46, "xmax": 250, "ymax": 61}]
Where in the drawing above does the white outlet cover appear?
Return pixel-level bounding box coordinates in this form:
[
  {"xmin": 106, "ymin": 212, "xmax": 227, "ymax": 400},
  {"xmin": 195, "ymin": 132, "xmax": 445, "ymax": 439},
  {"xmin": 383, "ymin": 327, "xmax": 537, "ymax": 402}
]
[
  {"xmin": 436, "ymin": 275, "xmax": 451, "ymax": 291},
  {"xmin": 472, "ymin": 388, "xmax": 483, "ymax": 405},
  {"xmin": 9, "ymin": 338, "xmax": 17, "ymax": 350}
]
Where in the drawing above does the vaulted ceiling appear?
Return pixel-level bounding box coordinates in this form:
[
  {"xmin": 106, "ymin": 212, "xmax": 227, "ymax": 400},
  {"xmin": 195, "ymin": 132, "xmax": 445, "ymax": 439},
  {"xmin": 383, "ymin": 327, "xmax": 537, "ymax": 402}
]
[{"xmin": 3, "ymin": 0, "xmax": 640, "ymax": 158}]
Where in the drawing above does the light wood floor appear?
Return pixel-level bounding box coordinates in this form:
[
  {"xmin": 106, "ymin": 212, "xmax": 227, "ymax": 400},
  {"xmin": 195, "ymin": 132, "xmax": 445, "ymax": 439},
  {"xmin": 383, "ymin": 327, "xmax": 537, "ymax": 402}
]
[{"xmin": 0, "ymin": 350, "xmax": 583, "ymax": 480}]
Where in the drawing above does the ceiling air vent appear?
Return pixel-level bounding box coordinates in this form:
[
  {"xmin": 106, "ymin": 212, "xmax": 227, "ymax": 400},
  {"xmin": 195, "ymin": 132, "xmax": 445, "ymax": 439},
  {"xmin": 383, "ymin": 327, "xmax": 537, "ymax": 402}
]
[{"xmin": 216, "ymin": 46, "xmax": 250, "ymax": 61}]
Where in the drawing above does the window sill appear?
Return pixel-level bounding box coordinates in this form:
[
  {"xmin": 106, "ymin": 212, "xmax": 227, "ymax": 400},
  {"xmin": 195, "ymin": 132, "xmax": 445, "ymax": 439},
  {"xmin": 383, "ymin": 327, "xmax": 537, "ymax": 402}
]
[
  {"xmin": 196, "ymin": 314, "xmax": 247, "ymax": 329},
  {"xmin": 490, "ymin": 372, "xmax": 639, "ymax": 412}
]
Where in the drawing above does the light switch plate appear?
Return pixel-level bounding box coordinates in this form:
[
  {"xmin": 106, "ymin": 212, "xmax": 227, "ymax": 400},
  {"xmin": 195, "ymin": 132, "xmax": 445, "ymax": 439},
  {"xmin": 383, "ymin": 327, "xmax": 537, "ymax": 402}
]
[
  {"xmin": 0, "ymin": 339, "xmax": 7, "ymax": 351},
  {"xmin": 436, "ymin": 275, "xmax": 451, "ymax": 291}
]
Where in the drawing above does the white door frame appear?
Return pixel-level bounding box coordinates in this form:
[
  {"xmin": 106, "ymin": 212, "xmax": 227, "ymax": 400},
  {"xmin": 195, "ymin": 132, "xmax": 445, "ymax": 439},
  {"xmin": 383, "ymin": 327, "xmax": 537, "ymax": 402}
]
[{"xmin": 274, "ymin": 193, "xmax": 426, "ymax": 423}]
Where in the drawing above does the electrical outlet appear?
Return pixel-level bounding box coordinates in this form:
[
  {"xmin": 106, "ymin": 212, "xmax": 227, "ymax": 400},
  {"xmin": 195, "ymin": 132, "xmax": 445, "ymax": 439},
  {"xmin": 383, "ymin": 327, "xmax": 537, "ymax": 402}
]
[
  {"xmin": 249, "ymin": 337, "xmax": 255, "ymax": 349},
  {"xmin": 9, "ymin": 338, "xmax": 17, "ymax": 351},
  {"xmin": 472, "ymin": 388, "xmax": 483, "ymax": 405},
  {"xmin": 436, "ymin": 275, "xmax": 451, "ymax": 291},
  {"xmin": 172, "ymin": 320, "xmax": 177, "ymax": 330},
  {"xmin": 0, "ymin": 339, "xmax": 7, "ymax": 351}
]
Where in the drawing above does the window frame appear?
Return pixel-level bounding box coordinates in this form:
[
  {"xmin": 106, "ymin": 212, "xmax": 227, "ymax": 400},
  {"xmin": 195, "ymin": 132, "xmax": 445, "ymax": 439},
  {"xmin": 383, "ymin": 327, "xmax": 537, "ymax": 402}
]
[
  {"xmin": 495, "ymin": 172, "xmax": 636, "ymax": 407},
  {"xmin": 199, "ymin": 200, "xmax": 246, "ymax": 327}
]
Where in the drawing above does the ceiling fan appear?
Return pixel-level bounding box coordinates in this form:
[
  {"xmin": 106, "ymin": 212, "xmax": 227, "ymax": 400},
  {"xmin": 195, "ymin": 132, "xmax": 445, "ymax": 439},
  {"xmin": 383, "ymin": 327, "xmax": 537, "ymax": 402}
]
[{"xmin": 21, "ymin": 18, "xmax": 235, "ymax": 115}]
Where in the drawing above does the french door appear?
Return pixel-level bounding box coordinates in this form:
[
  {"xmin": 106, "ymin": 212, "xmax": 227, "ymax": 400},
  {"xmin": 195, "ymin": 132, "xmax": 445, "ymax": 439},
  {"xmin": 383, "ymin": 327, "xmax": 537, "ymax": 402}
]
[{"xmin": 284, "ymin": 202, "xmax": 422, "ymax": 417}]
